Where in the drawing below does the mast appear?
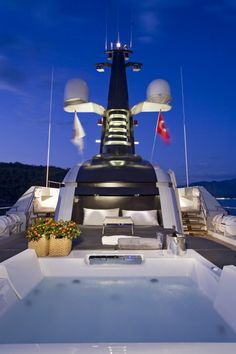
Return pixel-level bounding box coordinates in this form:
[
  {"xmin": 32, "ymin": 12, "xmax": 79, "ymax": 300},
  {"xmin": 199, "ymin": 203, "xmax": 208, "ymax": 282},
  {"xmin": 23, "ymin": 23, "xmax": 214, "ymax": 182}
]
[
  {"xmin": 46, "ymin": 67, "xmax": 54, "ymax": 188},
  {"xmin": 180, "ymin": 66, "xmax": 189, "ymax": 187},
  {"xmin": 107, "ymin": 49, "xmax": 129, "ymax": 109},
  {"xmin": 96, "ymin": 42, "xmax": 142, "ymax": 156}
]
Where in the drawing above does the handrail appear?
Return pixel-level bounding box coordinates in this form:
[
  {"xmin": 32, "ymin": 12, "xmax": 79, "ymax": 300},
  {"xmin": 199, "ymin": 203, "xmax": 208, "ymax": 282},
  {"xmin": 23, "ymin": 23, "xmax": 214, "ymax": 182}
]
[
  {"xmin": 207, "ymin": 205, "xmax": 227, "ymax": 212},
  {"xmin": 25, "ymin": 188, "xmax": 37, "ymax": 228},
  {"xmin": 48, "ymin": 180, "xmax": 63, "ymax": 187},
  {"xmin": 216, "ymin": 197, "xmax": 236, "ymax": 214},
  {"xmin": 0, "ymin": 205, "xmax": 19, "ymax": 212},
  {"xmin": 200, "ymin": 195, "xmax": 208, "ymax": 224},
  {"xmin": 199, "ymin": 196, "xmax": 228, "ymax": 216},
  {"xmin": 216, "ymin": 197, "xmax": 236, "ymax": 200}
]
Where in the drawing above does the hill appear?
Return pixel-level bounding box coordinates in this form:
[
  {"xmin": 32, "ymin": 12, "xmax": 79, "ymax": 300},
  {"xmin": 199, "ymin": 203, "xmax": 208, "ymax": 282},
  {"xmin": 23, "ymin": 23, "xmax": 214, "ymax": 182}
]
[
  {"xmin": 0, "ymin": 162, "xmax": 235, "ymax": 207},
  {"xmin": 189, "ymin": 178, "xmax": 236, "ymax": 198},
  {"xmin": 0, "ymin": 162, "xmax": 68, "ymax": 207}
]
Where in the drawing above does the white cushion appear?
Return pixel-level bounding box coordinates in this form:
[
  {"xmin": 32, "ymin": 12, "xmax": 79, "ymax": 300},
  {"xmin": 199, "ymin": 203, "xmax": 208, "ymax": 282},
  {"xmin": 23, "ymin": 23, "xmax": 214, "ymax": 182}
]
[
  {"xmin": 118, "ymin": 237, "xmax": 161, "ymax": 249},
  {"xmin": 122, "ymin": 210, "xmax": 158, "ymax": 226},
  {"xmin": 102, "ymin": 235, "xmax": 140, "ymax": 246},
  {"xmin": 83, "ymin": 208, "xmax": 119, "ymax": 225}
]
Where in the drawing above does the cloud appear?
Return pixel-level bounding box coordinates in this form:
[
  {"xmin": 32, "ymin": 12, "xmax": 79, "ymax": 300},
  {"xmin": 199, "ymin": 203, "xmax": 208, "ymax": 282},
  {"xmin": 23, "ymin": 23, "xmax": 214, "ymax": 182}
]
[
  {"xmin": 0, "ymin": 33, "xmax": 38, "ymax": 59},
  {"xmin": 138, "ymin": 11, "xmax": 159, "ymax": 33},
  {"xmin": 113, "ymin": 0, "xmax": 189, "ymax": 9},
  {"xmin": 30, "ymin": 0, "xmax": 90, "ymax": 26},
  {"xmin": 136, "ymin": 11, "xmax": 160, "ymax": 44},
  {"xmin": 124, "ymin": 0, "xmax": 190, "ymax": 44},
  {"xmin": 0, "ymin": 56, "xmax": 25, "ymax": 94},
  {"xmin": 203, "ymin": 0, "xmax": 236, "ymax": 19}
]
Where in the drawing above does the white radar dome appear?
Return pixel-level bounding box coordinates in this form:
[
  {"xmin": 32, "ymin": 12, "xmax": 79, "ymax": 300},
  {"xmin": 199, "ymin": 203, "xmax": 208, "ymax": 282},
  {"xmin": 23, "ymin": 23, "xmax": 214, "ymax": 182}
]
[
  {"xmin": 64, "ymin": 79, "xmax": 88, "ymax": 112},
  {"xmin": 147, "ymin": 79, "xmax": 172, "ymax": 105}
]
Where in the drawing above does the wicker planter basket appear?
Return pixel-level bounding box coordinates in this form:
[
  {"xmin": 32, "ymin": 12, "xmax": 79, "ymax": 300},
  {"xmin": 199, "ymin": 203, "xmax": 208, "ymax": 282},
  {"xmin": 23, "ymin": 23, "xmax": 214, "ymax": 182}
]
[
  {"xmin": 28, "ymin": 236, "xmax": 49, "ymax": 257},
  {"xmin": 49, "ymin": 236, "xmax": 72, "ymax": 256}
]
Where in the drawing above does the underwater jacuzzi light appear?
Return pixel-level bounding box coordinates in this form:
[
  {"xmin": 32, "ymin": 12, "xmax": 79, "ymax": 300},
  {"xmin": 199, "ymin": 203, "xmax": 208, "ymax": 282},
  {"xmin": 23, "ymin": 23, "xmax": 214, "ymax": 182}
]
[{"xmin": 87, "ymin": 254, "xmax": 143, "ymax": 265}]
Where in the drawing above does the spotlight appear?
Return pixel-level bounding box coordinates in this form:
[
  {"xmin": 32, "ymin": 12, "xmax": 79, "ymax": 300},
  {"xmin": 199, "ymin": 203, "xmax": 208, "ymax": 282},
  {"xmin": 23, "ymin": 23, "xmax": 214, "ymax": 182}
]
[
  {"xmin": 132, "ymin": 63, "xmax": 142, "ymax": 72},
  {"xmin": 96, "ymin": 63, "xmax": 105, "ymax": 72}
]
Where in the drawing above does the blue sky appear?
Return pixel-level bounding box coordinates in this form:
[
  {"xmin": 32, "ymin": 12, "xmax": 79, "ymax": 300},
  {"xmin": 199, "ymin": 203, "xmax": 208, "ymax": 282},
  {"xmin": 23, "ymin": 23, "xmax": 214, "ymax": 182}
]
[{"xmin": 0, "ymin": 0, "xmax": 236, "ymax": 185}]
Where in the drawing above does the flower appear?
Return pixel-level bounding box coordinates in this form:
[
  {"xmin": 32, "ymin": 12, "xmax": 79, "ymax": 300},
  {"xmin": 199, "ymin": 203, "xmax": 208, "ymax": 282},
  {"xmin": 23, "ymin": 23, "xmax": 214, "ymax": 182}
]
[
  {"xmin": 50, "ymin": 220, "xmax": 81, "ymax": 240},
  {"xmin": 26, "ymin": 218, "xmax": 80, "ymax": 242}
]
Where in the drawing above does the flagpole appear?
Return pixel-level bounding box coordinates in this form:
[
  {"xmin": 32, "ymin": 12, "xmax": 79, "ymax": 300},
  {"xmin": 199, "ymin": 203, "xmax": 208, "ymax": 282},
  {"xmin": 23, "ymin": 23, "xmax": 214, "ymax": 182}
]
[
  {"xmin": 46, "ymin": 67, "xmax": 54, "ymax": 188},
  {"xmin": 150, "ymin": 112, "xmax": 160, "ymax": 163},
  {"xmin": 180, "ymin": 66, "xmax": 189, "ymax": 187}
]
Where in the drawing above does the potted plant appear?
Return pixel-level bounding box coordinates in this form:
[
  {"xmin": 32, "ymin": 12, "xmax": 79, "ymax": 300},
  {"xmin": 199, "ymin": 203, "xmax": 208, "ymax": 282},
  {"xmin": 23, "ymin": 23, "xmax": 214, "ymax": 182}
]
[
  {"xmin": 48, "ymin": 220, "xmax": 80, "ymax": 256},
  {"xmin": 27, "ymin": 217, "xmax": 54, "ymax": 257}
]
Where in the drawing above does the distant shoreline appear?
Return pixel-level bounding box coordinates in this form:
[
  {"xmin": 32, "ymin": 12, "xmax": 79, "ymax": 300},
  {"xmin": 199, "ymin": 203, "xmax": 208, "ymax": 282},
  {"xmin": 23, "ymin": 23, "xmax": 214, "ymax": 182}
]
[{"xmin": 0, "ymin": 162, "xmax": 235, "ymax": 208}]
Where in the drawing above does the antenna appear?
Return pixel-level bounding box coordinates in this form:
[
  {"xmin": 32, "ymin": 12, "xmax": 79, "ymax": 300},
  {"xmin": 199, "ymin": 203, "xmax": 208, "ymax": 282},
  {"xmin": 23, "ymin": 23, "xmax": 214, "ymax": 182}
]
[
  {"xmin": 46, "ymin": 67, "xmax": 54, "ymax": 188},
  {"xmin": 105, "ymin": 6, "xmax": 108, "ymax": 51},
  {"xmin": 180, "ymin": 66, "xmax": 189, "ymax": 187},
  {"xmin": 117, "ymin": 31, "xmax": 120, "ymax": 44},
  {"xmin": 130, "ymin": 12, "xmax": 133, "ymax": 48},
  {"xmin": 116, "ymin": 7, "xmax": 121, "ymax": 48}
]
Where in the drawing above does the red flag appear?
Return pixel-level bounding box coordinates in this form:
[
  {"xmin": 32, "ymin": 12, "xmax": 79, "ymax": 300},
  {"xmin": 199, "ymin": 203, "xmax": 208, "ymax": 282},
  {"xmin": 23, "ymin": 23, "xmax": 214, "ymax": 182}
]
[{"xmin": 156, "ymin": 111, "xmax": 170, "ymax": 143}]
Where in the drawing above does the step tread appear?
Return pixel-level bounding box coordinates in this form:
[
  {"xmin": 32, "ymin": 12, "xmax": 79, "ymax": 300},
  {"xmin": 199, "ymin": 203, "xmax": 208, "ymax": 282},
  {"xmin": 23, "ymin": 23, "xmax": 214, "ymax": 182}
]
[
  {"xmin": 183, "ymin": 222, "xmax": 206, "ymax": 226},
  {"xmin": 187, "ymin": 231, "xmax": 208, "ymax": 236},
  {"xmin": 182, "ymin": 218, "xmax": 204, "ymax": 220}
]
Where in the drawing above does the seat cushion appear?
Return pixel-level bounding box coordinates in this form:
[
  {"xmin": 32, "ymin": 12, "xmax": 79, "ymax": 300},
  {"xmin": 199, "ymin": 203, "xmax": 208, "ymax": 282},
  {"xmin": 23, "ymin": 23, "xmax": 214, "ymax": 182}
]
[
  {"xmin": 83, "ymin": 208, "xmax": 119, "ymax": 225},
  {"xmin": 122, "ymin": 210, "xmax": 159, "ymax": 226}
]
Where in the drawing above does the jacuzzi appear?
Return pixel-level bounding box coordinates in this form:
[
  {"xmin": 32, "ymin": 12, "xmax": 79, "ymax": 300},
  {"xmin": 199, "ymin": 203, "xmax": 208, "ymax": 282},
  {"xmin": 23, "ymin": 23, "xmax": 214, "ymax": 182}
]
[{"xmin": 0, "ymin": 249, "xmax": 236, "ymax": 353}]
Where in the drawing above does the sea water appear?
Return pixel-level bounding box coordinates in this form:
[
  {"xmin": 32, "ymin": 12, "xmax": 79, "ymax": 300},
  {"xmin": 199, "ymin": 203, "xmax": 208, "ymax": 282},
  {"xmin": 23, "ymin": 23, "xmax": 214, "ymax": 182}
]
[
  {"xmin": 218, "ymin": 199, "xmax": 236, "ymax": 216},
  {"xmin": 0, "ymin": 276, "xmax": 236, "ymax": 344}
]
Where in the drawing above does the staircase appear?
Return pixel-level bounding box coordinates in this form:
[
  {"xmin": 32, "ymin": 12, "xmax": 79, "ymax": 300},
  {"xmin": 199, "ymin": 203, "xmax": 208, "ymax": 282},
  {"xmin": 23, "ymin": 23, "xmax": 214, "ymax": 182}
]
[{"xmin": 181, "ymin": 210, "xmax": 208, "ymax": 236}]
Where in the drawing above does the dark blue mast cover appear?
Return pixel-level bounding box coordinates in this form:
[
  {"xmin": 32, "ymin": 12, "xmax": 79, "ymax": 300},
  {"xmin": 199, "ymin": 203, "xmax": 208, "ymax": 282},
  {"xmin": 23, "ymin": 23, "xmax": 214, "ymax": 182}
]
[{"xmin": 108, "ymin": 50, "xmax": 129, "ymax": 110}]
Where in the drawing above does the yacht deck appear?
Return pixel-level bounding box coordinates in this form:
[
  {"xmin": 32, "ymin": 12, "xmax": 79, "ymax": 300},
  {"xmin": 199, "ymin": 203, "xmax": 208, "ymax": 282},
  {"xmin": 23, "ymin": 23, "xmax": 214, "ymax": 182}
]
[{"xmin": 0, "ymin": 226, "xmax": 236, "ymax": 268}]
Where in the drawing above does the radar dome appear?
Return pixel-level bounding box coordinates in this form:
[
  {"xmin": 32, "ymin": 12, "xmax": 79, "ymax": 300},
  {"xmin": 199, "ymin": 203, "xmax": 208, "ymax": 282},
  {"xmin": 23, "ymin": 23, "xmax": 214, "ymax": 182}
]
[
  {"xmin": 146, "ymin": 79, "xmax": 171, "ymax": 105},
  {"xmin": 64, "ymin": 79, "xmax": 88, "ymax": 112}
]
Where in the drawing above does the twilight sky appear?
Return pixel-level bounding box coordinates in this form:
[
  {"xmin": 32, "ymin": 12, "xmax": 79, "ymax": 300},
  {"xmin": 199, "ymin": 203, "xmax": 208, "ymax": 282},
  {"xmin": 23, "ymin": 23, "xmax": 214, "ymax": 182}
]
[{"xmin": 0, "ymin": 0, "xmax": 236, "ymax": 185}]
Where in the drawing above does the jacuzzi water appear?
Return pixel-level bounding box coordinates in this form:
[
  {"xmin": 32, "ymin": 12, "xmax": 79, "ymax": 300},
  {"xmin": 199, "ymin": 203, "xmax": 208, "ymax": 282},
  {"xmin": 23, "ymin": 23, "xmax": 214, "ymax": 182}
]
[{"xmin": 0, "ymin": 276, "xmax": 235, "ymax": 344}]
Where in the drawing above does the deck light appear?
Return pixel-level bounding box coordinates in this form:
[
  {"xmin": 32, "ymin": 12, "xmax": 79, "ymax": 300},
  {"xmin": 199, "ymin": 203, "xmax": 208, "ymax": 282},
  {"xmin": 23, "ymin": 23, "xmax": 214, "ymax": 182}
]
[
  {"xmin": 132, "ymin": 63, "xmax": 142, "ymax": 72},
  {"xmin": 116, "ymin": 41, "xmax": 121, "ymax": 49},
  {"xmin": 96, "ymin": 63, "xmax": 105, "ymax": 72}
]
